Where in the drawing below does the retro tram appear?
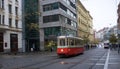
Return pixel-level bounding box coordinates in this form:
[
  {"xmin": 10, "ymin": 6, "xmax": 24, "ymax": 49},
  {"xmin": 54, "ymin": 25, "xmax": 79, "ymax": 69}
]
[{"xmin": 57, "ymin": 36, "xmax": 84, "ymax": 57}]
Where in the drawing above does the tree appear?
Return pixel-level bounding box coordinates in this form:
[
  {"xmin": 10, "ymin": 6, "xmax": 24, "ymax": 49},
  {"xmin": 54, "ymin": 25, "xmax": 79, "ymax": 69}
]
[
  {"xmin": 45, "ymin": 40, "xmax": 56, "ymax": 51},
  {"xmin": 27, "ymin": 23, "xmax": 39, "ymax": 31},
  {"xmin": 94, "ymin": 38, "xmax": 100, "ymax": 44},
  {"xmin": 109, "ymin": 34, "xmax": 118, "ymax": 44}
]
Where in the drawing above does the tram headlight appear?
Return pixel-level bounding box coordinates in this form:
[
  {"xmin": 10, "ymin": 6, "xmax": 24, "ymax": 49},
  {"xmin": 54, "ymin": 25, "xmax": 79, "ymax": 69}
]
[{"xmin": 61, "ymin": 49, "xmax": 63, "ymax": 52}]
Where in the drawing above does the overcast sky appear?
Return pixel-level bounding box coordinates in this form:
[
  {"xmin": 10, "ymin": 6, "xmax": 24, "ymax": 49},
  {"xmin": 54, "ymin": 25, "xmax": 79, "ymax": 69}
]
[{"xmin": 80, "ymin": 0, "xmax": 119, "ymax": 31}]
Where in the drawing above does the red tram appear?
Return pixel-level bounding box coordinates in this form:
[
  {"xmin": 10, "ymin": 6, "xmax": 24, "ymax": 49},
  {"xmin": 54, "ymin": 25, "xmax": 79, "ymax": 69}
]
[{"xmin": 57, "ymin": 36, "xmax": 84, "ymax": 57}]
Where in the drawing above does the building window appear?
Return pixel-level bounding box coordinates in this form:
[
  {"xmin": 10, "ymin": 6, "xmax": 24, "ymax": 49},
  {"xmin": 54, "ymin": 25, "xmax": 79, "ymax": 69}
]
[
  {"xmin": 8, "ymin": 4, "xmax": 12, "ymax": 14},
  {"xmin": 1, "ymin": 0, "xmax": 4, "ymax": 9},
  {"xmin": 0, "ymin": 15, "xmax": 1, "ymax": 24},
  {"xmin": 9, "ymin": 18, "xmax": 12, "ymax": 27},
  {"xmin": 43, "ymin": 14, "xmax": 59, "ymax": 23},
  {"xmin": 70, "ymin": 0, "xmax": 76, "ymax": 9},
  {"xmin": 43, "ymin": 2, "xmax": 59, "ymax": 11},
  {"xmin": 59, "ymin": 3, "xmax": 67, "ymax": 12},
  {"xmin": 44, "ymin": 27, "xmax": 60, "ymax": 37},
  {"xmin": 15, "ymin": 7, "xmax": 18, "ymax": 15},
  {"xmin": 2, "ymin": 15, "xmax": 4, "ymax": 25},
  {"xmin": 15, "ymin": 20, "xmax": 18, "ymax": 28},
  {"xmin": 15, "ymin": 0, "xmax": 18, "ymax": 2}
]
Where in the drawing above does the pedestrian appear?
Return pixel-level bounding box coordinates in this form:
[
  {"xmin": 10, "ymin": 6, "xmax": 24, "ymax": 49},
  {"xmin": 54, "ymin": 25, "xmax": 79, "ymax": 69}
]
[
  {"xmin": 50, "ymin": 47, "xmax": 53, "ymax": 52},
  {"xmin": 109, "ymin": 43, "xmax": 112, "ymax": 50},
  {"xmin": 118, "ymin": 44, "xmax": 120, "ymax": 53},
  {"xmin": 32, "ymin": 43, "xmax": 35, "ymax": 52}
]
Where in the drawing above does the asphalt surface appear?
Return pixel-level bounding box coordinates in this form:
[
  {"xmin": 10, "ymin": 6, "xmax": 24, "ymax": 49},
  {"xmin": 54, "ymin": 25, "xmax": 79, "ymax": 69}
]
[{"xmin": 0, "ymin": 47, "xmax": 120, "ymax": 69}]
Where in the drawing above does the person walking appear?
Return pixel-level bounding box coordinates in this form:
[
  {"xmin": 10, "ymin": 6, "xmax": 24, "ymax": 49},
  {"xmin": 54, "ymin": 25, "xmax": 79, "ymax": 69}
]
[{"xmin": 118, "ymin": 44, "xmax": 120, "ymax": 53}]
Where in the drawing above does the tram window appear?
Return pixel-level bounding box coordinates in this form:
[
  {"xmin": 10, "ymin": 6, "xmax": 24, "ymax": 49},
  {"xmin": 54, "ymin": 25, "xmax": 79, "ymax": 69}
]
[
  {"xmin": 69, "ymin": 39, "xmax": 74, "ymax": 46},
  {"xmin": 66, "ymin": 38, "xmax": 69, "ymax": 46},
  {"xmin": 60, "ymin": 39, "xmax": 65, "ymax": 46},
  {"xmin": 75, "ymin": 39, "xmax": 79, "ymax": 46},
  {"xmin": 80, "ymin": 40, "xmax": 84, "ymax": 45}
]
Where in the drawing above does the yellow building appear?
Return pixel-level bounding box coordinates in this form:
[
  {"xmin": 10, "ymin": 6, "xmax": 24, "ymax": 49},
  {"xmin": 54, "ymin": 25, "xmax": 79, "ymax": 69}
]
[{"xmin": 76, "ymin": 0, "xmax": 94, "ymax": 43}]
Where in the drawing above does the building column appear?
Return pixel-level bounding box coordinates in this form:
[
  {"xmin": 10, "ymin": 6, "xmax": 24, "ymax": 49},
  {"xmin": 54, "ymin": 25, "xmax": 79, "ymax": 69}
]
[{"xmin": 40, "ymin": 29, "xmax": 44, "ymax": 51}]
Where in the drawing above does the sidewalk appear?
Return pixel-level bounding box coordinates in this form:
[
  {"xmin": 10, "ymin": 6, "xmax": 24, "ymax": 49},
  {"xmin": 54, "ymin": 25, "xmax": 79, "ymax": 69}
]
[
  {"xmin": 108, "ymin": 49, "xmax": 120, "ymax": 69},
  {"xmin": 0, "ymin": 51, "xmax": 56, "ymax": 56}
]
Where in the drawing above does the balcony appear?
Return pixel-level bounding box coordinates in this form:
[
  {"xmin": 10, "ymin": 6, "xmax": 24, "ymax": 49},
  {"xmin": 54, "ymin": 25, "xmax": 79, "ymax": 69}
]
[
  {"xmin": 0, "ymin": 25, "xmax": 8, "ymax": 32},
  {"xmin": 9, "ymin": 27, "xmax": 22, "ymax": 32}
]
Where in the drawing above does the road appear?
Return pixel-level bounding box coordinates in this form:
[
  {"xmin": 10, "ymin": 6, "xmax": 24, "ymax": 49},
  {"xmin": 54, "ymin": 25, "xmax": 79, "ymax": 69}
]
[{"xmin": 0, "ymin": 47, "xmax": 120, "ymax": 69}]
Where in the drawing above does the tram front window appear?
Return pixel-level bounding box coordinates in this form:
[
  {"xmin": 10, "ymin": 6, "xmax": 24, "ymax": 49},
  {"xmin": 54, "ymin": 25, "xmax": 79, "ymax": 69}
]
[{"xmin": 60, "ymin": 39, "xmax": 65, "ymax": 46}]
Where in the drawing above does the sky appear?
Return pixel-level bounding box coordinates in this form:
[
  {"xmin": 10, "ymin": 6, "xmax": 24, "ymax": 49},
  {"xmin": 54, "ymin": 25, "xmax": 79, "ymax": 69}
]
[{"xmin": 80, "ymin": 0, "xmax": 120, "ymax": 31}]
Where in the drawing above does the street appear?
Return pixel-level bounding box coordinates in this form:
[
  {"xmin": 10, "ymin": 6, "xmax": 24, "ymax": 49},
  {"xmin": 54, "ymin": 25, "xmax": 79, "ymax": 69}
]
[{"xmin": 0, "ymin": 47, "xmax": 120, "ymax": 69}]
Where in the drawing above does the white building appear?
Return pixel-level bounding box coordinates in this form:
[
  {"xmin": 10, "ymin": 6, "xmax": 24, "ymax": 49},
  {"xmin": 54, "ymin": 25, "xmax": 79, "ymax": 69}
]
[
  {"xmin": 95, "ymin": 27, "xmax": 109, "ymax": 42},
  {"xmin": 0, "ymin": 0, "xmax": 22, "ymax": 53}
]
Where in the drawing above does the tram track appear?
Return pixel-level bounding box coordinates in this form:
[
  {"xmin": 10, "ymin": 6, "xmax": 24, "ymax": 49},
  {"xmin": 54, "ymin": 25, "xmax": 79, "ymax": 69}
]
[
  {"xmin": 15, "ymin": 48, "xmax": 108, "ymax": 69},
  {"xmin": 15, "ymin": 56, "xmax": 59, "ymax": 69},
  {"xmin": 16, "ymin": 55, "xmax": 80, "ymax": 69},
  {"xmin": 67, "ymin": 49, "xmax": 108, "ymax": 69}
]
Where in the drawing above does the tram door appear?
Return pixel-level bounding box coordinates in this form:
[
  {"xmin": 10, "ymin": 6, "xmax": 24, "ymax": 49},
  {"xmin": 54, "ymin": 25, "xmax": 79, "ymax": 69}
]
[
  {"xmin": 0, "ymin": 33, "xmax": 4, "ymax": 52},
  {"xmin": 10, "ymin": 34, "xmax": 18, "ymax": 52}
]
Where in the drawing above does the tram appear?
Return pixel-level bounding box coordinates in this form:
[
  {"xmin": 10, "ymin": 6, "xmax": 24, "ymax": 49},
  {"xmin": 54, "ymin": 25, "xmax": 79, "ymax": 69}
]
[{"xmin": 57, "ymin": 36, "xmax": 84, "ymax": 57}]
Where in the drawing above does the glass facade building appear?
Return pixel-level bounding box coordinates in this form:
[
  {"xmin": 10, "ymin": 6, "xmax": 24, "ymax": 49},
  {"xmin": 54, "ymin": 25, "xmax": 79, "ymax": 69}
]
[
  {"xmin": 40, "ymin": 0, "xmax": 78, "ymax": 50},
  {"xmin": 23, "ymin": 0, "xmax": 78, "ymax": 51},
  {"xmin": 23, "ymin": 0, "xmax": 40, "ymax": 52}
]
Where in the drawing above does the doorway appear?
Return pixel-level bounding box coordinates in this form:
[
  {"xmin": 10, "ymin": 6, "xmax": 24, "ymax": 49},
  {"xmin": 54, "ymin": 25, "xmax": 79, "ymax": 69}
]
[
  {"xmin": 10, "ymin": 34, "xmax": 18, "ymax": 52},
  {"xmin": 0, "ymin": 33, "xmax": 4, "ymax": 52}
]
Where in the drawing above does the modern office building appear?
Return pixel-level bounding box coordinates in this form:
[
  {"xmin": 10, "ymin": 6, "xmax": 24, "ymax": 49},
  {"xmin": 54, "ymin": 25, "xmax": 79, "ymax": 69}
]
[
  {"xmin": 40, "ymin": 0, "xmax": 77, "ymax": 50},
  {"xmin": 0, "ymin": 0, "xmax": 22, "ymax": 53}
]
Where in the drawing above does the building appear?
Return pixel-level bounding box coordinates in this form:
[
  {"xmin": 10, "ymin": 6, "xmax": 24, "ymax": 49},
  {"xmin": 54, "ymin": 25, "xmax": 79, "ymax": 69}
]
[
  {"xmin": 96, "ymin": 27, "xmax": 109, "ymax": 42},
  {"xmin": 96, "ymin": 26, "xmax": 118, "ymax": 44},
  {"xmin": 109, "ymin": 26, "xmax": 118, "ymax": 37},
  {"xmin": 40, "ymin": 0, "xmax": 77, "ymax": 50},
  {"xmin": 23, "ymin": 0, "xmax": 40, "ymax": 52},
  {"xmin": 117, "ymin": 3, "xmax": 120, "ymax": 43},
  {"xmin": 0, "ymin": 0, "xmax": 22, "ymax": 53},
  {"xmin": 76, "ymin": 0, "xmax": 94, "ymax": 44}
]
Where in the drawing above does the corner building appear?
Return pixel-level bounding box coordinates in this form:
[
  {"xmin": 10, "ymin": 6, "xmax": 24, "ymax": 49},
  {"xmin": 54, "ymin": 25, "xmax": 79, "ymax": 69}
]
[
  {"xmin": 76, "ymin": 0, "xmax": 94, "ymax": 43},
  {"xmin": 0, "ymin": 0, "xmax": 22, "ymax": 53},
  {"xmin": 40, "ymin": 0, "xmax": 78, "ymax": 50}
]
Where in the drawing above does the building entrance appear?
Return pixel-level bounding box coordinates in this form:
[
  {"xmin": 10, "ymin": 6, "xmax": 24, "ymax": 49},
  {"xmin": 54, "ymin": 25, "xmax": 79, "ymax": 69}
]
[
  {"xmin": 0, "ymin": 33, "xmax": 4, "ymax": 52},
  {"xmin": 10, "ymin": 34, "xmax": 18, "ymax": 52}
]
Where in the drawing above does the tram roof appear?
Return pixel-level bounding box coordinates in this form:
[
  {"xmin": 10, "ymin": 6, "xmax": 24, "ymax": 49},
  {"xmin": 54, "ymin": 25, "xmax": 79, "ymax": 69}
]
[{"xmin": 57, "ymin": 36, "xmax": 83, "ymax": 40}]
